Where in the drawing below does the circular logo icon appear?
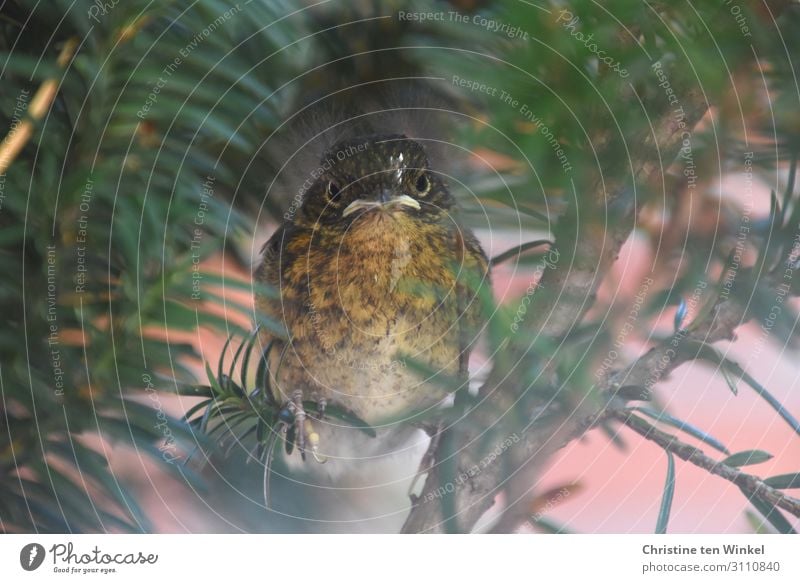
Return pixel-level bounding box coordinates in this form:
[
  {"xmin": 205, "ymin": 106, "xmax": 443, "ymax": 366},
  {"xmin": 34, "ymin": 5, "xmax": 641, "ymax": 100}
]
[{"xmin": 20, "ymin": 543, "xmax": 46, "ymax": 571}]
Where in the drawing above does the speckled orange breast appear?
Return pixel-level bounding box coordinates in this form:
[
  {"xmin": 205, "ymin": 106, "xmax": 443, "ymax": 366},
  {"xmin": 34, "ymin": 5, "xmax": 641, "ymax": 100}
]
[{"xmin": 272, "ymin": 210, "xmax": 463, "ymax": 424}]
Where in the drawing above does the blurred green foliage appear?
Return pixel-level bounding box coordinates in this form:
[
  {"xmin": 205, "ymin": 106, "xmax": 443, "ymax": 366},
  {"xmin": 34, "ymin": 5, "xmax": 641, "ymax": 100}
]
[{"xmin": 1, "ymin": 0, "xmax": 798, "ymax": 532}]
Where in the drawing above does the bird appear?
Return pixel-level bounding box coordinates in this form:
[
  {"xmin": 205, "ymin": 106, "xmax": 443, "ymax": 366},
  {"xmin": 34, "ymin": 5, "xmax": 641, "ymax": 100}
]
[{"xmin": 254, "ymin": 131, "xmax": 489, "ymax": 530}]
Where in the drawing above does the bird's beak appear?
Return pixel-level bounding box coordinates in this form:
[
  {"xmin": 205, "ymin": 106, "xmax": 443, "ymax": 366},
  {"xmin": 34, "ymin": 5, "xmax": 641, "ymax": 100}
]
[{"xmin": 342, "ymin": 194, "xmax": 421, "ymax": 218}]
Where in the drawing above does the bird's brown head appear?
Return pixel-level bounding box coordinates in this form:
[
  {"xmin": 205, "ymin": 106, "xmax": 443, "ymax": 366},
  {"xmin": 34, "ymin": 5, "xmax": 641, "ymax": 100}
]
[{"xmin": 296, "ymin": 134, "xmax": 453, "ymax": 230}]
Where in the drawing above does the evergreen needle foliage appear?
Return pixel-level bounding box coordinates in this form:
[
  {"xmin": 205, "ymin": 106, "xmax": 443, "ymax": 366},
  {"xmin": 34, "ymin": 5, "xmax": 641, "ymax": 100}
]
[{"xmin": 1, "ymin": 0, "xmax": 799, "ymax": 533}]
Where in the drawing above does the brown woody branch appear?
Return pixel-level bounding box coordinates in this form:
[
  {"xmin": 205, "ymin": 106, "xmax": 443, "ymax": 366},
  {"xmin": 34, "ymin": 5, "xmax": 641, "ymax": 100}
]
[
  {"xmin": 598, "ymin": 266, "xmax": 782, "ymax": 398},
  {"xmin": 612, "ymin": 409, "xmax": 800, "ymax": 518}
]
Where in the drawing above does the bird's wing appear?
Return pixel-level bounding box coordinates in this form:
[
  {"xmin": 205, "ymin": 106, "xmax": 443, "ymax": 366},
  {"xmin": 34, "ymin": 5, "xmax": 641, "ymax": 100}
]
[{"xmin": 254, "ymin": 223, "xmax": 292, "ymax": 346}]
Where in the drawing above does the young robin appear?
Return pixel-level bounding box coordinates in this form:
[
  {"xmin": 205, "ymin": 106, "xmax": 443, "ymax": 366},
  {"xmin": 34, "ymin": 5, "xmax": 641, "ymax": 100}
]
[{"xmin": 255, "ymin": 132, "xmax": 489, "ymax": 468}]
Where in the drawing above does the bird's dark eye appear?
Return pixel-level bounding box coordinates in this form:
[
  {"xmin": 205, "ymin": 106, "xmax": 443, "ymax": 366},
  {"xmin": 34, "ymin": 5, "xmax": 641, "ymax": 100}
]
[
  {"xmin": 326, "ymin": 180, "xmax": 341, "ymax": 202},
  {"xmin": 414, "ymin": 173, "xmax": 430, "ymax": 196}
]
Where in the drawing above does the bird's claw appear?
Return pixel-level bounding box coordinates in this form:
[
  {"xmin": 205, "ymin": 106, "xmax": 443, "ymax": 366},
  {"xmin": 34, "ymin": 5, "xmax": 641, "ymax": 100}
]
[
  {"xmin": 280, "ymin": 390, "xmax": 327, "ymax": 464},
  {"xmin": 291, "ymin": 390, "xmax": 307, "ymax": 460},
  {"xmin": 315, "ymin": 396, "xmax": 327, "ymax": 419}
]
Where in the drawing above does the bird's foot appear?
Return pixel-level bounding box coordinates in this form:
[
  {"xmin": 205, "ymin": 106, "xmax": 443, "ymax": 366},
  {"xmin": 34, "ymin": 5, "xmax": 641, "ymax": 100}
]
[
  {"xmin": 279, "ymin": 390, "xmax": 327, "ymax": 463},
  {"xmin": 311, "ymin": 394, "xmax": 327, "ymax": 420}
]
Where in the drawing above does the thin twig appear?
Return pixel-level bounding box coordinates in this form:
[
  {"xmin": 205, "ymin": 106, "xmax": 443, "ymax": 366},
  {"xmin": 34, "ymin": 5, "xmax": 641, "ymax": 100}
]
[
  {"xmin": 0, "ymin": 38, "xmax": 78, "ymax": 175},
  {"xmin": 612, "ymin": 409, "xmax": 800, "ymax": 518}
]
